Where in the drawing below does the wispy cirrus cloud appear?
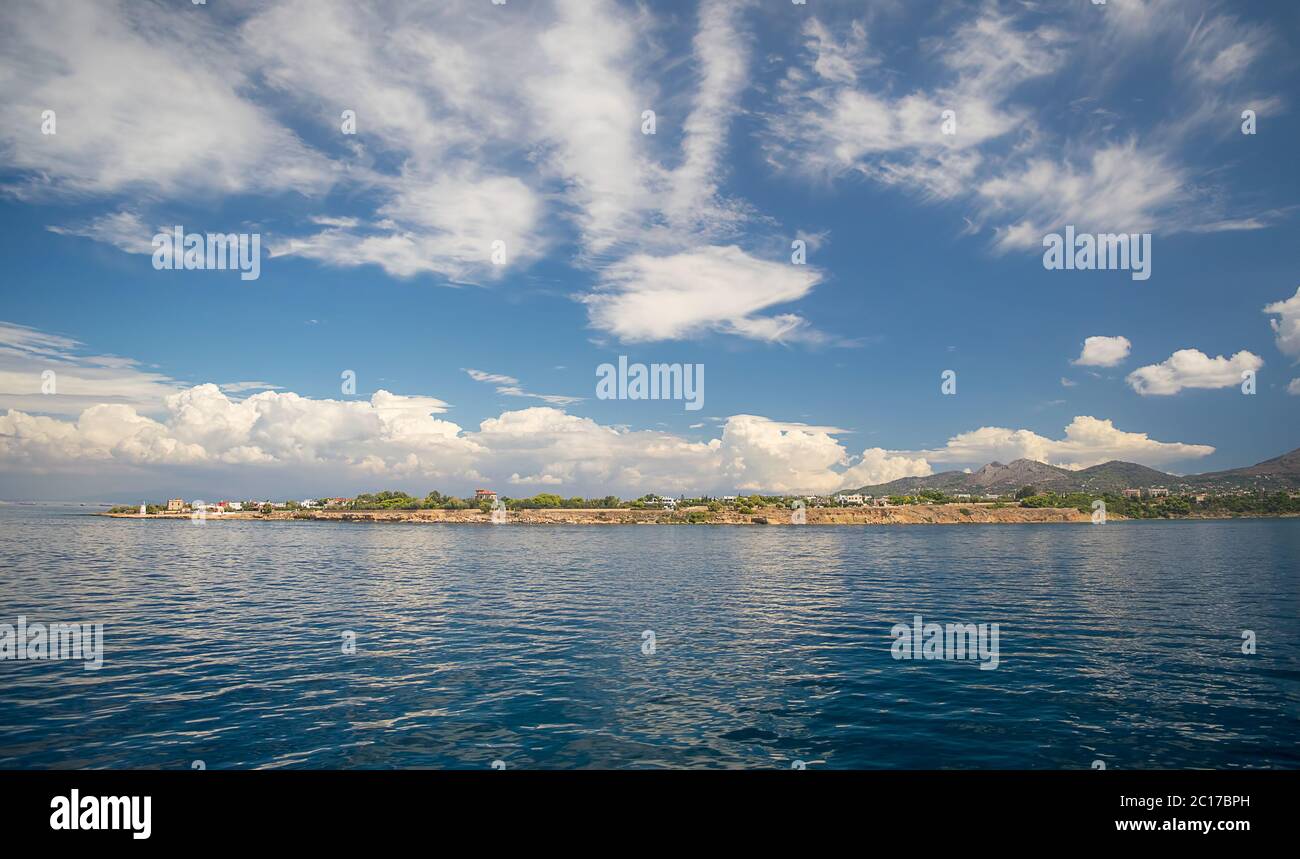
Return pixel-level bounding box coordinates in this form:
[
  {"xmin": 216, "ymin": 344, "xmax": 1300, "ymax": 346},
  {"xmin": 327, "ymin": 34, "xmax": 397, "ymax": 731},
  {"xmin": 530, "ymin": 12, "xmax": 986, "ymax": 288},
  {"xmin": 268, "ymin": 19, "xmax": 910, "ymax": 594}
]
[
  {"xmin": 763, "ymin": 1, "xmax": 1287, "ymax": 252},
  {"xmin": 0, "ymin": 320, "xmax": 184, "ymax": 417},
  {"xmin": 464, "ymin": 369, "xmax": 582, "ymax": 407}
]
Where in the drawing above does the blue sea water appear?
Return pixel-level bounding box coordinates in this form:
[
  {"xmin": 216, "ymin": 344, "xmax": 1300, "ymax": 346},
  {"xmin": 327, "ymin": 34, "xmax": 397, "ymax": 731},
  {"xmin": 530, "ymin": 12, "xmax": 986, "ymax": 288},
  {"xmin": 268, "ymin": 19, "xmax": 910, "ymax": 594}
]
[{"xmin": 0, "ymin": 505, "xmax": 1297, "ymax": 769}]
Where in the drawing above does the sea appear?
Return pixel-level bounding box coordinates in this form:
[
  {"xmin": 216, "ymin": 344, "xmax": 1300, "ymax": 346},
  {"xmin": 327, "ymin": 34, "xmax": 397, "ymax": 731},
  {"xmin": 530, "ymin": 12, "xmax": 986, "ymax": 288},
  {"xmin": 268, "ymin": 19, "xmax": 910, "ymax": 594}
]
[{"xmin": 1, "ymin": 504, "xmax": 1296, "ymax": 769}]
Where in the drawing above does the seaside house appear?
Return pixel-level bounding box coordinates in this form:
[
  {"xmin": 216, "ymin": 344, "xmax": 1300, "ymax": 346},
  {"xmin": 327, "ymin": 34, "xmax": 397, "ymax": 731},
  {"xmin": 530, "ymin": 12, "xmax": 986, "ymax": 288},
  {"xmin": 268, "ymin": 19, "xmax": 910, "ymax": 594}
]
[
  {"xmin": 1146, "ymin": 487, "xmax": 1169, "ymax": 498},
  {"xmin": 721, "ymin": 495, "xmax": 738, "ymax": 504},
  {"xmin": 1122, "ymin": 489, "xmax": 1142, "ymax": 499},
  {"xmin": 954, "ymin": 493, "xmax": 972, "ymax": 501},
  {"xmin": 475, "ymin": 489, "xmax": 498, "ymax": 501},
  {"xmin": 166, "ymin": 498, "xmax": 185, "ymax": 512},
  {"xmin": 834, "ymin": 493, "xmax": 866, "ymax": 506}
]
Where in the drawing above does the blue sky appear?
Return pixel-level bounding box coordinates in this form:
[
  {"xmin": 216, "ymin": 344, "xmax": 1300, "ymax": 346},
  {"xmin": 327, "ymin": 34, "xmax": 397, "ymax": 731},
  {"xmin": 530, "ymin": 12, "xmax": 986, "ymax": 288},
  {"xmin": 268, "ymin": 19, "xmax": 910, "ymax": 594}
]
[{"xmin": 1, "ymin": 0, "xmax": 1298, "ymax": 500}]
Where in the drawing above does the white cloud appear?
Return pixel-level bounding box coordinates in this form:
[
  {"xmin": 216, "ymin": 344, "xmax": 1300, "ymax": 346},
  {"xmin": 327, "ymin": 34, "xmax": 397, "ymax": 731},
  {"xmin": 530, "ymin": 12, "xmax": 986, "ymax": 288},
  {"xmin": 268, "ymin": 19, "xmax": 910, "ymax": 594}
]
[
  {"xmin": 0, "ymin": 322, "xmax": 1220, "ymax": 493},
  {"xmin": 1126, "ymin": 349, "xmax": 1263, "ymax": 395},
  {"xmin": 46, "ymin": 211, "xmax": 155, "ymax": 255},
  {"xmin": 14, "ymin": 0, "xmax": 846, "ymax": 343},
  {"xmin": 763, "ymin": 10, "xmax": 1067, "ymax": 208},
  {"xmin": 1287, "ymin": 378, "xmax": 1300, "ymax": 396},
  {"xmin": 0, "ymin": 381, "xmax": 1216, "ymax": 495},
  {"xmin": 716, "ymin": 415, "xmax": 850, "ymax": 494},
  {"xmin": 582, "ymin": 246, "xmax": 825, "ymax": 343},
  {"xmin": 902, "ymin": 416, "xmax": 1214, "ymax": 470},
  {"xmin": 978, "ymin": 142, "xmax": 1185, "ymax": 251},
  {"xmin": 766, "ymin": 12, "xmax": 1059, "ymax": 187},
  {"xmin": 1263, "ymin": 286, "xmax": 1300, "ymax": 360},
  {"xmin": 272, "ymin": 169, "xmax": 545, "ymax": 281},
  {"xmin": 0, "ymin": 0, "xmax": 335, "ymax": 199},
  {"xmin": 1073, "ymin": 335, "xmax": 1132, "ymax": 367},
  {"xmin": 219, "ymin": 382, "xmax": 283, "ymax": 395},
  {"xmin": 0, "ymin": 320, "xmax": 185, "ymax": 417},
  {"xmin": 764, "ymin": 2, "xmax": 1282, "ymax": 252},
  {"xmin": 662, "ymin": 0, "xmax": 751, "ymax": 236},
  {"xmin": 464, "ymin": 369, "xmax": 582, "ymax": 407},
  {"xmin": 840, "ymin": 448, "xmax": 932, "ymax": 488}
]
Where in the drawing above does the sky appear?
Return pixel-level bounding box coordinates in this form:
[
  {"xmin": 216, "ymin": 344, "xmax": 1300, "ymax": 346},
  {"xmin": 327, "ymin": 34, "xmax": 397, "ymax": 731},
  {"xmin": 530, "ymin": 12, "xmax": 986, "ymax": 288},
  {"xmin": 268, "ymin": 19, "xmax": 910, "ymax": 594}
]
[{"xmin": 0, "ymin": 0, "xmax": 1298, "ymax": 501}]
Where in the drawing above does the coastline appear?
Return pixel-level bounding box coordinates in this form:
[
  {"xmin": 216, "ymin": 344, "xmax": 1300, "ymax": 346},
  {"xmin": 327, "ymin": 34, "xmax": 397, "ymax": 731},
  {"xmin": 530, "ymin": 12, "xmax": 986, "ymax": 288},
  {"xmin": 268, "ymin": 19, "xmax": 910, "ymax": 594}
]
[
  {"xmin": 97, "ymin": 503, "xmax": 1300, "ymax": 525},
  {"xmin": 100, "ymin": 503, "xmax": 1107, "ymax": 525}
]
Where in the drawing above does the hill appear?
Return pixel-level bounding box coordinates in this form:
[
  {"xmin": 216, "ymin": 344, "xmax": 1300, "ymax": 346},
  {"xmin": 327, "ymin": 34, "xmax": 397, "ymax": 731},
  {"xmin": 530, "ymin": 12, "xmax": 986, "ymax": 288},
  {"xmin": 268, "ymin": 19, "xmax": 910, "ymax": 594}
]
[{"xmin": 848, "ymin": 446, "xmax": 1300, "ymax": 496}]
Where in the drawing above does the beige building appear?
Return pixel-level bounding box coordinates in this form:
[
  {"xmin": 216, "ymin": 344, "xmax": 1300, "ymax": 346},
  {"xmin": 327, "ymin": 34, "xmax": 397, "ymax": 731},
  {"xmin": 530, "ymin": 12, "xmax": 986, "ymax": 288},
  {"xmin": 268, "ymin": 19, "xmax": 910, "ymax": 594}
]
[{"xmin": 166, "ymin": 498, "xmax": 185, "ymax": 512}]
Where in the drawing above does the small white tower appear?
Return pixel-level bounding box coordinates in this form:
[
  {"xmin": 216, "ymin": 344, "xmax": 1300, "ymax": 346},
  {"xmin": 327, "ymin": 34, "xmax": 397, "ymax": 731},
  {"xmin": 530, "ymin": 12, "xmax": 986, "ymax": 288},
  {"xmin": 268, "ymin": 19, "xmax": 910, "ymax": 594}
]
[{"xmin": 139, "ymin": 502, "xmax": 147, "ymax": 516}]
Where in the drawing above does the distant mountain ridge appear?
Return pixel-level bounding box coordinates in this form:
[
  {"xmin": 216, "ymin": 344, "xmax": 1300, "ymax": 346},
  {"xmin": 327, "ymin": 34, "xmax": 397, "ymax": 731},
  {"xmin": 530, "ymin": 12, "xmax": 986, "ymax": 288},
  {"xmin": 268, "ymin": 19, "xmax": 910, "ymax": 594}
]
[{"xmin": 848, "ymin": 446, "xmax": 1300, "ymax": 496}]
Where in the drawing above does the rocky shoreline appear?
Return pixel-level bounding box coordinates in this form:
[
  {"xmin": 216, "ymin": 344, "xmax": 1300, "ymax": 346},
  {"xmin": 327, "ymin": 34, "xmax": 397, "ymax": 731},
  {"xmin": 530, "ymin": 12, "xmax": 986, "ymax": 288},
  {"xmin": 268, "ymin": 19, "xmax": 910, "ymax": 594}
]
[{"xmin": 101, "ymin": 503, "xmax": 1108, "ymax": 525}]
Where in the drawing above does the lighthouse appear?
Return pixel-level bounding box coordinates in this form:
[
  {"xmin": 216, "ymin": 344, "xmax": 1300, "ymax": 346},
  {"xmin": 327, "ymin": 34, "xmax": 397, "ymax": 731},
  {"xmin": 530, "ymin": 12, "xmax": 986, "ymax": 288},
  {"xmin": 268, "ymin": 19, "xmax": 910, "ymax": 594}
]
[{"xmin": 139, "ymin": 502, "xmax": 147, "ymax": 516}]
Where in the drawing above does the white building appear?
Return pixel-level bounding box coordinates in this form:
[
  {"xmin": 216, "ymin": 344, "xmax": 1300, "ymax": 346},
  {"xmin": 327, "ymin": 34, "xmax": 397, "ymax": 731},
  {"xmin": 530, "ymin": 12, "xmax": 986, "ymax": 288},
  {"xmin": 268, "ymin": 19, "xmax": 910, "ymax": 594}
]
[{"xmin": 835, "ymin": 494, "xmax": 866, "ymax": 506}]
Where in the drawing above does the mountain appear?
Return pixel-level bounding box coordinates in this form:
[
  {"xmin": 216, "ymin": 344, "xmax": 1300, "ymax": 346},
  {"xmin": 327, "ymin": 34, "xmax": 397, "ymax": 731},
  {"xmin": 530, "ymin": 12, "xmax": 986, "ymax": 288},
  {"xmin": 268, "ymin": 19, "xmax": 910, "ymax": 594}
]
[
  {"xmin": 1184, "ymin": 447, "xmax": 1300, "ymax": 490},
  {"xmin": 1070, "ymin": 461, "xmax": 1177, "ymax": 493},
  {"xmin": 853, "ymin": 459, "xmax": 1075, "ymax": 496},
  {"xmin": 848, "ymin": 446, "xmax": 1300, "ymax": 496}
]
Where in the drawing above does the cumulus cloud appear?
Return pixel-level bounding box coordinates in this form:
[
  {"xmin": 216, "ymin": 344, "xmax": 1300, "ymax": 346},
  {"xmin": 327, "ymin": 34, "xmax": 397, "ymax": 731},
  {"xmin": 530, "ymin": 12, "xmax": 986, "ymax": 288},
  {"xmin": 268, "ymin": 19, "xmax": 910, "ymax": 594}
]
[
  {"xmin": 0, "ymin": 378, "xmax": 1218, "ymax": 494},
  {"xmin": 840, "ymin": 448, "xmax": 933, "ymax": 488},
  {"xmin": 1263, "ymin": 286, "xmax": 1300, "ymax": 360},
  {"xmin": 901, "ymin": 416, "xmax": 1214, "ymax": 471},
  {"xmin": 1126, "ymin": 349, "xmax": 1263, "ymax": 395},
  {"xmin": 1072, "ymin": 335, "xmax": 1132, "ymax": 367}
]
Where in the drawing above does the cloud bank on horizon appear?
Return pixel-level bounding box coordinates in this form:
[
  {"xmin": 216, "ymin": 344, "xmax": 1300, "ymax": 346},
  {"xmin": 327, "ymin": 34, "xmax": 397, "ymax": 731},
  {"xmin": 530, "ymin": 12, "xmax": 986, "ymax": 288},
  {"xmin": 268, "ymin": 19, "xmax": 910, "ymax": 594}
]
[
  {"xmin": 0, "ymin": 320, "xmax": 1217, "ymax": 495},
  {"xmin": 0, "ymin": 0, "xmax": 1296, "ymax": 497}
]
